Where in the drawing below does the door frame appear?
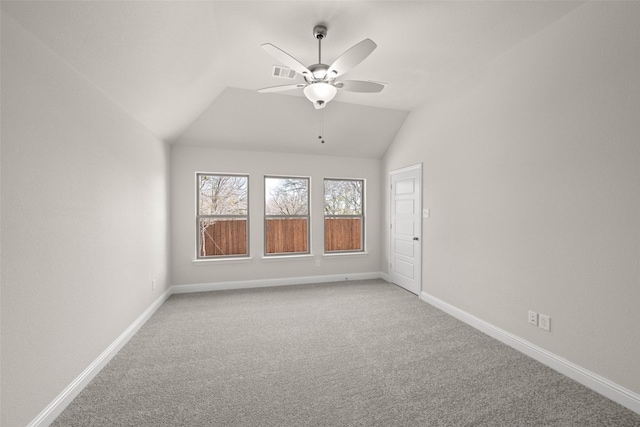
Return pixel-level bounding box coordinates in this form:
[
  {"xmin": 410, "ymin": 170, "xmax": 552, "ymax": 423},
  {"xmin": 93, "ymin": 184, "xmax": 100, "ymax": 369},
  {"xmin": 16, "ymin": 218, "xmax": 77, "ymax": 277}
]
[{"xmin": 389, "ymin": 163, "xmax": 422, "ymax": 295}]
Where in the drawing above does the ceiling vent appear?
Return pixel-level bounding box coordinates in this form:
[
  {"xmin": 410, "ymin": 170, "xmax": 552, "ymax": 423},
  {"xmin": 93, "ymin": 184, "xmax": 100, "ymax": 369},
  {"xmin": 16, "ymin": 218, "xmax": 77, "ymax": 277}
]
[{"xmin": 272, "ymin": 65, "xmax": 297, "ymax": 79}]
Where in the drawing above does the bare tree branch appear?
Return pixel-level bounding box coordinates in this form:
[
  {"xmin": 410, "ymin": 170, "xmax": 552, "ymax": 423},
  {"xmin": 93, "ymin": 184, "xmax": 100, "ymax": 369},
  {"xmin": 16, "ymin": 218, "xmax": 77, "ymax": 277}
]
[
  {"xmin": 324, "ymin": 180, "xmax": 362, "ymax": 215},
  {"xmin": 266, "ymin": 178, "xmax": 308, "ymax": 215}
]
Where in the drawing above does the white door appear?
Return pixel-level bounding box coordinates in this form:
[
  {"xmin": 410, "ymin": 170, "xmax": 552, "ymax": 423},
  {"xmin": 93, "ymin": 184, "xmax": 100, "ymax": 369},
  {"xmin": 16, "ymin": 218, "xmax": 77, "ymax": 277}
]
[{"xmin": 390, "ymin": 164, "xmax": 422, "ymax": 295}]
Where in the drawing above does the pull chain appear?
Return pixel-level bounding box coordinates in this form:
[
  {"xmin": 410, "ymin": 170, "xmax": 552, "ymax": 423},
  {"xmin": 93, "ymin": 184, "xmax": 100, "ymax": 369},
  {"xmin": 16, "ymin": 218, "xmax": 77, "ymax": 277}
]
[
  {"xmin": 318, "ymin": 110, "xmax": 325, "ymax": 144},
  {"xmin": 316, "ymin": 28, "xmax": 326, "ymax": 144}
]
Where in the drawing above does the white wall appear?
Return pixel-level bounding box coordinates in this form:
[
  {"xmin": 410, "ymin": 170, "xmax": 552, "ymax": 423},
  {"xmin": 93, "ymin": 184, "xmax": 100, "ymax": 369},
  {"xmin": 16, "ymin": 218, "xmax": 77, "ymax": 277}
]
[
  {"xmin": 171, "ymin": 145, "xmax": 381, "ymax": 287},
  {"xmin": 383, "ymin": 1, "xmax": 640, "ymax": 396},
  {"xmin": 1, "ymin": 14, "xmax": 171, "ymax": 427}
]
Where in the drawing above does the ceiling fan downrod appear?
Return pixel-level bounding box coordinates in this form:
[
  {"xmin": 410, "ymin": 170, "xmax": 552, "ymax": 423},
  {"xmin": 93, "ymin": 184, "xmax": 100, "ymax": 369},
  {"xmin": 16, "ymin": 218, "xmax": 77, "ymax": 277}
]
[{"xmin": 314, "ymin": 25, "xmax": 327, "ymax": 66}]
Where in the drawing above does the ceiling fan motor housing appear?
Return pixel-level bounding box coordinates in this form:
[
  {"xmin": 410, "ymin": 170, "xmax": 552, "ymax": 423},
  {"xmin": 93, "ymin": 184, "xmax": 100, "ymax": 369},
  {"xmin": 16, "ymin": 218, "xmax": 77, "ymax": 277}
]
[{"xmin": 307, "ymin": 64, "xmax": 331, "ymax": 81}]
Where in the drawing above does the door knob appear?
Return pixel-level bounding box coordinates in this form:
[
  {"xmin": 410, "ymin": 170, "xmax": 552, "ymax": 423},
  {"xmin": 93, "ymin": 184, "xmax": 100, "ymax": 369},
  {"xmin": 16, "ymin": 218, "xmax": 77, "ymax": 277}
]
[{"xmin": 413, "ymin": 237, "xmax": 419, "ymax": 241}]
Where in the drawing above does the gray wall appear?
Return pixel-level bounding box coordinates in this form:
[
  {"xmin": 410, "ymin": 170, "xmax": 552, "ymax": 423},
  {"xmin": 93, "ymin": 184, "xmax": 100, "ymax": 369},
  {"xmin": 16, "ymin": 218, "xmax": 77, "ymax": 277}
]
[
  {"xmin": 382, "ymin": 1, "xmax": 640, "ymax": 395},
  {"xmin": 1, "ymin": 14, "xmax": 171, "ymax": 426},
  {"xmin": 171, "ymin": 145, "xmax": 382, "ymax": 286}
]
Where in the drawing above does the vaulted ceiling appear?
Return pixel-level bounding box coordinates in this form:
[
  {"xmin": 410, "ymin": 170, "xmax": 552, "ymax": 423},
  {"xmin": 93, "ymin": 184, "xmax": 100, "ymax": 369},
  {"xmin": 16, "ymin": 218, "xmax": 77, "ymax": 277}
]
[{"xmin": 1, "ymin": 1, "xmax": 585, "ymax": 158}]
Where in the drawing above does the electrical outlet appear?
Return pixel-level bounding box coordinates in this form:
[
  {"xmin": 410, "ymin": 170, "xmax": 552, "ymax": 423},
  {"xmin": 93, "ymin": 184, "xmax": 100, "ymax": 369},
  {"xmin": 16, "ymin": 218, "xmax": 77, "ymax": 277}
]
[
  {"xmin": 528, "ymin": 311, "xmax": 538, "ymax": 326},
  {"xmin": 152, "ymin": 279, "xmax": 156, "ymax": 291},
  {"xmin": 539, "ymin": 314, "xmax": 550, "ymax": 331},
  {"xmin": 315, "ymin": 259, "xmax": 321, "ymax": 267}
]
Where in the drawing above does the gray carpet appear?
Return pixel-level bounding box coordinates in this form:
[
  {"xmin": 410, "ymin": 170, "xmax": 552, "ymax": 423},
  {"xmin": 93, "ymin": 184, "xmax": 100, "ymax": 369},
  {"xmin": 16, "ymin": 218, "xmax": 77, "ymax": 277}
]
[{"xmin": 52, "ymin": 280, "xmax": 640, "ymax": 426}]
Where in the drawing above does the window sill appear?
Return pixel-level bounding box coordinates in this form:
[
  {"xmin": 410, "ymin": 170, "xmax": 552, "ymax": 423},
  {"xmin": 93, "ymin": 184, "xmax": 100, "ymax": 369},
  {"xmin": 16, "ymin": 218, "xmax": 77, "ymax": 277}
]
[
  {"xmin": 192, "ymin": 257, "xmax": 252, "ymax": 265},
  {"xmin": 323, "ymin": 251, "xmax": 369, "ymax": 258},
  {"xmin": 261, "ymin": 254, "xmax": 314, "ymax": 262}
]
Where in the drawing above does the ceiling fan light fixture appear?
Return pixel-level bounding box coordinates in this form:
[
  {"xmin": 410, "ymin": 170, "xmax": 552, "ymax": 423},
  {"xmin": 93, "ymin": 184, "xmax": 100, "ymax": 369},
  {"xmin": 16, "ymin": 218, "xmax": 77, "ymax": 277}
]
[{"xmin": 303, "ymin": 82, "xmax": 337, "ymax": 105}]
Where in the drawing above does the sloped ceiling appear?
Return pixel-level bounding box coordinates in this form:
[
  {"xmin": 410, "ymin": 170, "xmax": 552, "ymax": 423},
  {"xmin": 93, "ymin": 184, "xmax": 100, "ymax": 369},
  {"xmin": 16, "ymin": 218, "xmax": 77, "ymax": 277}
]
[
  {"xmin": 1, "ymin": 1, "xmax": 227, "ymax": 142},
  {"xmin": 176, "ymin": 87, "xmax": 409, "ymax": 158},
  {"xmin": 1, "ymin": 1, "xmax": 585, "ymax": 158}
]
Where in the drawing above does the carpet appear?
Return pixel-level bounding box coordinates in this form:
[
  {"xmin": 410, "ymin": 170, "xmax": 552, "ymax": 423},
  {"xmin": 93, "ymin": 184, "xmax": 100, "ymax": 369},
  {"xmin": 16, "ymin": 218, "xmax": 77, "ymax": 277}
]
[{"xmin": 52, "ymin": 279, "xmax": 640, "ymax": 426}]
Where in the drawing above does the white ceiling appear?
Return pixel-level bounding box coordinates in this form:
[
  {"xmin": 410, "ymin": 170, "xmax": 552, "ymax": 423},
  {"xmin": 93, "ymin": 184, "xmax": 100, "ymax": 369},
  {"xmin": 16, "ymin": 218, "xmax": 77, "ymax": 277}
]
[{"xmin": 1, "ymin": 1, "xmax": 585, "ymax": 158}]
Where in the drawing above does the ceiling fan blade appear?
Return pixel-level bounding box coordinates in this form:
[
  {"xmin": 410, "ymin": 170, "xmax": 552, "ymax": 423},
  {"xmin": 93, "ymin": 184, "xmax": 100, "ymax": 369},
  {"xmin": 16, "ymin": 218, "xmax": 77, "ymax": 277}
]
[
  {"xmin": 261, "ymin": 43, "xmax": 313, "ymax": 79},
  {"xmin": 257, "ymin": 84, "xmax": 306, "ymax": 93},
  {"xmin": 327, "ymin": 39, "xmax": 377, "ymax": 78},
  {"xmin": 334, "ymin": 80, "xmax": 385, "ymax": 93}
]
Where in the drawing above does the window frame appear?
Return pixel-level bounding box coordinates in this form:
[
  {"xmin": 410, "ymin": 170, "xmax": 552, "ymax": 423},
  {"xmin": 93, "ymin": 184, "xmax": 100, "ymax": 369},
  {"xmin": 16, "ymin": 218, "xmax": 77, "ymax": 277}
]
[
  {"xmin": 195, "ymin": 172, "xmax": 250, "ymax": 260},
  {"xmin": 323, "ymin": 178, "xmax": 365, "ymax": 254},
  {"xmin": 264, "ymin": 175, "xmax": 311, "ymax": 257}
]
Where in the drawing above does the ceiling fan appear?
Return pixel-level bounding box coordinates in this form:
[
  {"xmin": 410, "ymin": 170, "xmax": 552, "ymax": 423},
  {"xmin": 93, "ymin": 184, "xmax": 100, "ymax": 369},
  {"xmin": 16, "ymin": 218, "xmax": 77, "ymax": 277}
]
[{"xmin": 257, "ymin": 25, "xmax": 384, "ymax": 109}]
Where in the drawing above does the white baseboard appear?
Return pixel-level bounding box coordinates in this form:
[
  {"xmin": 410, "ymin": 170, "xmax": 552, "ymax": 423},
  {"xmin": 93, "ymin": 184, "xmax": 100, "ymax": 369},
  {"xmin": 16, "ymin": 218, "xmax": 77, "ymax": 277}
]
[
  {"xmin": 27, "ymin": 288, "xmax": 173, "ymax": 427},
  {"xmin": 420, "ymin": 291, "xmax": 640, "ymax": 415},
  {"xmin": 171, "ymin": 271, "xmax": 384, "ymax": 294}
]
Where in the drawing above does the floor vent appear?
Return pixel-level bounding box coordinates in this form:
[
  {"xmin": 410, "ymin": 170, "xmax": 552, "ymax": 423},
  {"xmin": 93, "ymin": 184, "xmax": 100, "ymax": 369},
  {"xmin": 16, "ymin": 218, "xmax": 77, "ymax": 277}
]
[{"xmin": 272, "ymin": 65, "xmax": 297, "ymax": 79}]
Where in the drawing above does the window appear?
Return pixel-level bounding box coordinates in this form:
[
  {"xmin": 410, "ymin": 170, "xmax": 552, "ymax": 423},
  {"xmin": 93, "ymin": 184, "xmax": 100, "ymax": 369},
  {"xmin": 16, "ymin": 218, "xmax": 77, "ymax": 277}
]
[
  {"xmin": 264, "ymin": 176, "xmax": 310, "ymax": 255},
  {"xmin": 324, "ymin": 179, "xmax": 364, "ymax": 252},
  {"xmin": 196, "ymin": 173, "xmax": 248, "ymax": 259}
]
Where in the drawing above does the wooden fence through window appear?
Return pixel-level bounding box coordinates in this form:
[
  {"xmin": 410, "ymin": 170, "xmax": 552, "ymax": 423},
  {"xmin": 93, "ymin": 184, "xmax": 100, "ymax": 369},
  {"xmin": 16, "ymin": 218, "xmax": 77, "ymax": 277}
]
[
  {"xmin": 265, "ymin": 218, "xmax": 308, "ymax": 254},
  {"xmin": 325, "ymin": 218, "xmax": 362, "ymax": 252},
  {"xmin": 200, "ymin": 219, "xmax": 247, "ymax": 257},
  {"xmin": 200, "ymin": 217, "xmax": 362, "ymax": 257}
]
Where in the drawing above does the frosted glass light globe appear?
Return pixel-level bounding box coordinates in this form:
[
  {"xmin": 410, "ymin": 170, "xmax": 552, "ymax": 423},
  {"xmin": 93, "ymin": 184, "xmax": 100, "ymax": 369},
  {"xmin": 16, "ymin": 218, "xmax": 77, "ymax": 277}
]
[{"xmin": 303, "ymin": 82, "xmax": 338, "ymax": 104}]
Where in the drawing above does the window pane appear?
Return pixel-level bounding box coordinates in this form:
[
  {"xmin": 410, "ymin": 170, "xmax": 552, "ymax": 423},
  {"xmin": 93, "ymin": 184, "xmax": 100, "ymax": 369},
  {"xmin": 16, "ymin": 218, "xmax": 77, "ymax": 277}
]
[
  {"xmin": 198, "ymin": 218, "xmax": 248, "ymax": 257},
  {"xmin": 324, "ymin": 179, "xmax": 364, "ymax": 253},
  {"xmin": 265, "ymin": 218, "xmax": 308, "ymax": 254},
  {"xmin": 199, "ymin": 175, "xmax": 247, "ymax": 215},
  {"xmin": 196, "ymin": 173, "xmax": 249, "ymax": 259},
  {"xmin": 324, "ymin": 179, "xmax": 362, "ymax": 215},
  {"xmin": 325, "ymin": 217, "xmax": 362, "ymax": 251},
  {"xmin": 265, "ymin": 177, "xmax": 308, "ymax": 215}
]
